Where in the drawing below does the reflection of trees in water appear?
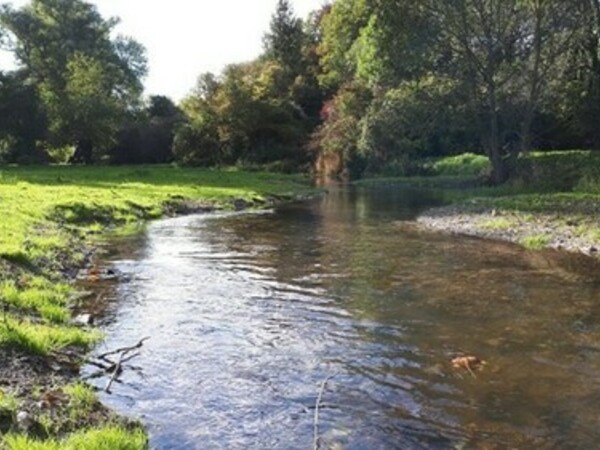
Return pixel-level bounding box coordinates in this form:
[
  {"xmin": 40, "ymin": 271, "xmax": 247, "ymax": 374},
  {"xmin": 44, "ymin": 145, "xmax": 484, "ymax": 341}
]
[{"xmin": 201, "ymin": 188, "xmax": 600, "ymax": 448}]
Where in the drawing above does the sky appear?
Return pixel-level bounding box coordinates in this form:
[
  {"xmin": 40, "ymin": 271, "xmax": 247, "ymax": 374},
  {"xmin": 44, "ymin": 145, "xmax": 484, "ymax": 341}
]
[{"xmin": 0, "ymin": 0, "xmax": 326, "ymax": 101}]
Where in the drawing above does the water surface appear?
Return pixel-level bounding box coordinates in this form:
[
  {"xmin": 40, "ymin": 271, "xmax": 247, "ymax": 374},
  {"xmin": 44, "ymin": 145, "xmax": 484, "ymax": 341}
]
[{"xmin": 85, "ymin": 186, "xmax": 600, "ymax": 449}]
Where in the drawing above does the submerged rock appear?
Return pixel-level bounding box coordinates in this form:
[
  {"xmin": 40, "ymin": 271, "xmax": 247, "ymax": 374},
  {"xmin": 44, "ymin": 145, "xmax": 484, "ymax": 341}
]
[{"xmin": 233, "ymin": 198, "xmax": 250, "ymax": 211}]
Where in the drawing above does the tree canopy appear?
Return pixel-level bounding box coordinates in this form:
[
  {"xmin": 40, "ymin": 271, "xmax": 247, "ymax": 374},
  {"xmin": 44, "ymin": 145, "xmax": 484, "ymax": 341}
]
[
  {"xmin": 0, "ymin": 0, "xmax": 599, "ymax": 181},
  {"xmin": 0, "ymin": 0, "xmax": 147, "ymax": 163}
]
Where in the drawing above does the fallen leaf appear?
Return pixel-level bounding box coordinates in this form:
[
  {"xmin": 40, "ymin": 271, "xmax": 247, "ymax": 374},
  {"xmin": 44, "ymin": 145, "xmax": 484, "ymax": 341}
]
[{"xmin": 451, "ymin": 355, "xmax": 486, "ymax": 377}]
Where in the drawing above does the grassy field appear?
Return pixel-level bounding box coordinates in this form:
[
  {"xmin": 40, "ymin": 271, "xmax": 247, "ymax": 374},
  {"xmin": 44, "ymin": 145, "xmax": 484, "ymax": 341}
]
[{"xmin": 0, "ymin": 165, "xmax": 316, "ymax": 449}]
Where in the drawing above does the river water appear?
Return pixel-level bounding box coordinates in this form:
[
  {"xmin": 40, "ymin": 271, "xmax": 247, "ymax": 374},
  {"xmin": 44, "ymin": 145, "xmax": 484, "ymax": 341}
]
[{"xmin": 84, "ymin": 185, "xmax": 600, "ymax": 449}]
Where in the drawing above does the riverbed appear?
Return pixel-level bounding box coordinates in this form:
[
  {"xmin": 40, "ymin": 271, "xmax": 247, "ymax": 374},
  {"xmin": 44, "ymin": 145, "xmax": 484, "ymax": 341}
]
[{"xmin": 84, "ymin": 185, "xmax": 600, "ymax": 449}]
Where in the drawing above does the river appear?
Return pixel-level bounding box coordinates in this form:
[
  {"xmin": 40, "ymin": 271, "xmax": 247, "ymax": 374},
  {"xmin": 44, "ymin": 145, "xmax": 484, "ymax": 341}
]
[{"xmin": 83, "ymin": 185, "xmax": 600, "ymax": 449}]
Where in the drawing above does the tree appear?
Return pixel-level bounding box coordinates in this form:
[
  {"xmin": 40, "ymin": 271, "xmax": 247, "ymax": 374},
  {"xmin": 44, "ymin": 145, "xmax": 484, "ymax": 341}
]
[
  {"xmin": 359, "ymin": 76, "xmax": 476, "ymax": 173},
  {"xmin": 427, "ymin": 0, "xmax": 577, "ymax": 183},
  {"xmin": 0, "ymin": 70, "xmax": 46, "ymax": 163},
  {"xmin": 263, "ymin": 0, "xmax": 305, "ymax": 76},
  {"xmin": 353, "ymin": 0, "xmax": 436, "ymax": 89},
  {"xmin": 554, "ymin": 0, "xmax": 600, "ymax": 148},
  {"xmin": 317, "ymin": 0, "xmax": 372, "ymax": 89},
  {"xmin": 109, "ymin": 95, "xmax": 183, "ymax": 165},
  {"xmin": 0, "ymin": 0, "xmax": 147, "ymax": 163}
]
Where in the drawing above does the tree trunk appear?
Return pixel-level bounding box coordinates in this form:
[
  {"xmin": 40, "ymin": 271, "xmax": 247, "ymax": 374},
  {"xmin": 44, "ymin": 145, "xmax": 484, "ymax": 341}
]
[
  {"xmin": 487, "ymin": 86, "xmax": 509, "ymax": 184},
  {"xmin": 71, "ymin": 139, "xmax": 94, "ymax": 164},
  {"xmin": 589, "ymin": 0, "xmax": 600, "ymax": 147},
  {"xmin": 487, "ymin": 138, "xmax": 509, "ymax": 185},
  {"xmin": 521, "ymin": 0, "xmax": 544, "ymax": 153}
]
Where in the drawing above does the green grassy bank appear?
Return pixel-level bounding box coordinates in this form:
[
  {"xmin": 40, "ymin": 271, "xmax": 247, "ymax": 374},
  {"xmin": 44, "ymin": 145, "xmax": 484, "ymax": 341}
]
[
  {"xmin": 0, "ymin": 165, "xmax": 316, "ymax": 449},
  {"xmin": 358, "ymin": 151, "xmax": 600, "ymax": 253}
]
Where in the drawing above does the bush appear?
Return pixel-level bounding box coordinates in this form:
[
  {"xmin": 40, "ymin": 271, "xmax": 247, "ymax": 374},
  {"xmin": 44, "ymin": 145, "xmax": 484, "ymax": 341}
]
[
  {"xmin": 357, "ymin": 77, "xmax": 478, "ymax": 175},
  {"xmin": 172, "ymin": 123, "xmax": 221, "ymax": 166},
  {"xmin": 513, "ymin": 150, "xmax": 600, "ymax": 191},
  {"xmin": 430, "ymin": 153, "xmax": 490, "ymax": 176}
]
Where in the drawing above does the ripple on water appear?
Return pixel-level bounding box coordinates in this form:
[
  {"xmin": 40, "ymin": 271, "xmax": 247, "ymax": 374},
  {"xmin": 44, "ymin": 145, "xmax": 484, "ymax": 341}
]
[{"xmin": 84, "ymin": 188, "xmax": 600, "ymax": 449}]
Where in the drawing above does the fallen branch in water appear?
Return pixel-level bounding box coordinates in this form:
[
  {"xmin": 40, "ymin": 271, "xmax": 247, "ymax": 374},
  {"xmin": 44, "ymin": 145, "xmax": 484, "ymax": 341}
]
[
  {"xmin": 80, "ymin": 337, "xmax": 150, "ymax": 392},
  {"xmin": 97, "ymin": 337, "xmax": 150, "ymax": 361},
  {"xmin": 313, "ymin": 372, "xmax": 337, "ymax": 450},
  {"xmin": 105, "ymin": 351, "xmax": 125, "ymax": 393}
]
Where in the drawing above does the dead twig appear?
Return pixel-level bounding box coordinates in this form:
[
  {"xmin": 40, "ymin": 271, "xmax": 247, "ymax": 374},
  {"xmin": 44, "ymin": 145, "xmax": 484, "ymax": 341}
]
[
  {"xmin": 120, "ymin": 352, "xmax": 140, "ymax": 365},
  {"xmin": 97, "ymin": 337, "xmax": 150, "ymax": 360},
  {"xmin": 86, "ymin": 337, "xmax": 150, "ymax": 393},
  {"xmin": 105, "ymin": 352, "xmax": 125, "ymax": 393},
  {"xmin": 313, "ymin": 373, "xmax": 337, "ymax": 450}
]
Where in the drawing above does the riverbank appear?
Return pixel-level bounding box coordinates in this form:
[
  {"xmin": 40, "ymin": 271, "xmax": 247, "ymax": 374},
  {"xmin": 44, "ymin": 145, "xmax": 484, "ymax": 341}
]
[
  {"xmin": 358, "ymin": 151, "xmax": 600, "ymax": 257},
  {"xmin": 0, "ymin": 165, "xmax": 317, "ymax": 449},
  {"xmin": 417, "ymin": 195, "xmax": 600, "ymax": 255}
]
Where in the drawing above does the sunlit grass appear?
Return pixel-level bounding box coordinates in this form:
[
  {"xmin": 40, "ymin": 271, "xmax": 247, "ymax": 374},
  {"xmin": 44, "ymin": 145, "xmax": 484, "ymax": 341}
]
[
  {"xmin": 520, "ymin": 234, "xmax": 552, "ymax": 250},
  {"xmin": 479, "ymin": 217, "xmax": 518, "ymax": 231},
  {"xmin": 430, "ymin": 152, "xmax": 490, "ymax": 176},
  {"xmin": 63, "ymin": 383, "xmax": 97, "ymax": 422},
  {"xmin": 0, "ymin": 388, "xmax": 18, "ymax": 412},
  {"xmin": 0, "ymin": 165, "xmax": 314, "ymax": 264},
  {"xmin": 3, "ymin": 426, "xmax": 147, "ymax": 450},
  {"xmin": 0, "ymin": 316, "xmax": 100, "ymax": 355},
  {"xmin": 0, "ymin": 278, "xmax": 71, "ymax": 323}
]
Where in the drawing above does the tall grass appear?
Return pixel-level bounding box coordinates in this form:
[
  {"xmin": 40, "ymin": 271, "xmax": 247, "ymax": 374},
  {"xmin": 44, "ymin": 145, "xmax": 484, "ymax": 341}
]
[{"xmin": 430, "ymin": 153, "xmax": 490, "ymax": 176}]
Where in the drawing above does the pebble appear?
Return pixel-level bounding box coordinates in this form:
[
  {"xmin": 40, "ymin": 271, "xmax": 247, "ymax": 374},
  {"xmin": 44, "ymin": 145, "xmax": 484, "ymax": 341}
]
[
  {"xmin": 72, "ymin": 313, "xmax": 94, "ymax": 326},
  {"xmin": 417, "ymin": 206, "xmax": 600, "ymax": 258},
  {"xmin": 16, "ymin": 411, "xmax": 32, "ymax": 430}
]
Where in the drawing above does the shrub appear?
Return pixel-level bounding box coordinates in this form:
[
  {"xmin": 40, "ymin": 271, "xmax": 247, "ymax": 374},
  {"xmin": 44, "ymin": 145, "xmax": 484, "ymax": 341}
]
[{"xmin": 172, "ymin": 123, "xmax": 221, "ymax": 167}]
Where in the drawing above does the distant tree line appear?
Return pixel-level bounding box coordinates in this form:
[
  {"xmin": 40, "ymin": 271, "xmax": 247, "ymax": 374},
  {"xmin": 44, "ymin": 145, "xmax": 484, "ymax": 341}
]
[{"xmin": 1, "ymin": 0, "xmax": 599, "ymax": 183}]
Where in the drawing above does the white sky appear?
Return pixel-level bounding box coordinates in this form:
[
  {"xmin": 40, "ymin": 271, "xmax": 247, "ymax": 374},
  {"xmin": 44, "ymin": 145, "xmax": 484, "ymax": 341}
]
[{"xmin": 0, "ymin": 0, "xmax": 326, "ymax": 101}]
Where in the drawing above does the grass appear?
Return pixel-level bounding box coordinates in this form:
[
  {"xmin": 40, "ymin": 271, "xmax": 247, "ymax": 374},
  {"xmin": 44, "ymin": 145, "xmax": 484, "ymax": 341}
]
[
  {"xmin": 0, "ymin": 389, "xmax": 18, "ymax": 436},
  {"xmin": 63, "ymin": 383, "xmax": 96, "ymax": 423},
  {"xmin": 3, "ymin": 426, "xmax": 147, "ymax": 450},
  {"xmin": 0, "ymin": 389, "xmax": 18, "ymax": 412},
  {"xmin": 428, "ymin": 152, "xmax": 490, "ymax": 176},
  {"xmin": 479, "ymin": 217, "xmax": 518, "ymax": 231},
  {"xmin": 0, "ymin": 317, "xmax": 99, "ymax": 355},
  {"xmin": 0, "ymin": 165, "xmax": 314, "ymax": 265},
  {"xmin": 520, "ymin": 234, "xmax": 552, "ymax": 250},
  {"xmin": 0, "ymin": 278, "xmax": 71, "ymax": 324}
]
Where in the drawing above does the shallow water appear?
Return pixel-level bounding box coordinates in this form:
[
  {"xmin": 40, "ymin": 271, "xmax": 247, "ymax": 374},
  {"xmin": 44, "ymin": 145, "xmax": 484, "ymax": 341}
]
[{"xmin": 85, "ymin": 186, "xmax": 600, "ymax": 449}]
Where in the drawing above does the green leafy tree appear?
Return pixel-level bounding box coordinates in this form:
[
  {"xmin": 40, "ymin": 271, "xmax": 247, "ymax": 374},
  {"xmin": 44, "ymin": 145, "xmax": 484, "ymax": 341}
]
[
  {"xmin": 359, "ymin": 76, "xmax": 476, "ymax": 174},
  {"xmin": 317, "ymin": 0, "xmax": 372, "ymax": 89},
  {"xmin": 353, "ymin": 0, "xmax": 436, "ymax": 88},
  {"xmin": 0, "ymin": 70, "xmax": 46, "ymax": 163},
  {"xmin": 427, "ymin": 0, "xmax": 577, "ymax": 183},
  {"xmin": 1, "ymin": 0, "xmax": 147, "ymax": 163},
  {"xmin": 553, "ymin": 0, "xmax": 600, "ymax": 148},
  {"xmin": 109, "ymin": 95, "xmax": 183, "ymax": 165}
]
